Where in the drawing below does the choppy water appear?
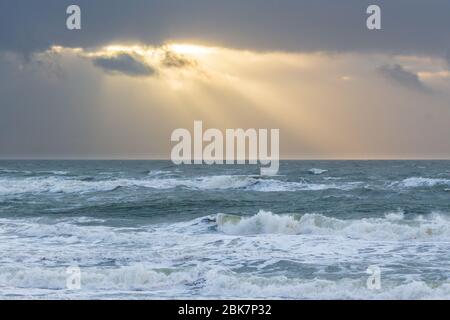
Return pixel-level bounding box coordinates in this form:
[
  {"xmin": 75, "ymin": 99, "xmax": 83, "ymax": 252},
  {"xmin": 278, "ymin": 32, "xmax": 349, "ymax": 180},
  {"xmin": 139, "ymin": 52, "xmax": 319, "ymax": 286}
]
[{"xmin": 1, "ymin": 160, "xmax": 450, "ymax": 299}]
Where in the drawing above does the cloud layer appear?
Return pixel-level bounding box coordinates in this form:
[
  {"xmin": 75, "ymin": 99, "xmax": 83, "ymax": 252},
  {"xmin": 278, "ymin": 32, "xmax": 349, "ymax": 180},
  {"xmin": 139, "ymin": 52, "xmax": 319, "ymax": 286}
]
[{"xmin": 1, "ymin": 0, "xmax": 450, "ymax": 60}]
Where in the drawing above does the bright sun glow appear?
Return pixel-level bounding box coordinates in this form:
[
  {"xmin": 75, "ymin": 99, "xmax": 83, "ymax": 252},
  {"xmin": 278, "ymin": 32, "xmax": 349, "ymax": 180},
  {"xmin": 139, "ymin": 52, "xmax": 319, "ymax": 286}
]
[{"xmin": 168, "ymin": 43, "xmax": 215, "ymax": 56}]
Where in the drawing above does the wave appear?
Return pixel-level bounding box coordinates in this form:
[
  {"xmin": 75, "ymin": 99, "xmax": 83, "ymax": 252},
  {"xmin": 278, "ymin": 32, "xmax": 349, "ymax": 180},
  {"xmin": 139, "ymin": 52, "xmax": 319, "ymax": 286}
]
[
  {"xmin": 216, "ymin": 210, "xmax": 450, "ymax": 240},
  {"xmin": 198, "ymin": 270, "xmax": 450, "ymax": 300},
  {"xmin": 250, "ymin": 180, "xmax": 360, "ymax": 192},
  {"xmin": 0, "ymin": 264, "xmax": 450, "ymax": 300},
  {"xmin": 0, "ymin": 264, "xmax": 202, "ymax": 293},
  {"xmin": 146, "ymin": 170, "xmax": 174, "ymax": 177},
  {"xmin": 0, "ymin": 169, "xmax": 68, "ymax": 176},
  {"xmin": 0, "ymin": 175, "xmax": 362, "ymax": 195},
  {"xmin": 394, "ymin": 177, "xmax": 450, "ymax": 188},
  {"xmin": 0, "ymin": 177, "xmax": 127, "ymax": 195},
  {"xmin": 0, "ymin": 168, "xmax": 29, "ymax": 174},
  {"xmin": 1, "ymin": 263, "xmax": 449, "ymax": 299}
]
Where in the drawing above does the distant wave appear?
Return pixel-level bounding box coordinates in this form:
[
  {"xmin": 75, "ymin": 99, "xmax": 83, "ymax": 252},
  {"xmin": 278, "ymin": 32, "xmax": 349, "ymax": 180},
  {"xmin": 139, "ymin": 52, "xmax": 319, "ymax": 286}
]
[
  {"xmin": 307, "ymin": 168, "xmax": 328, "ymax": 175},
  {"xmin": 393, "ymin": 177, "xmax": 450, "ymax": 188},
  {"xmin": 3, "ymin": 174, "xmax": 450, "ymax": 196},
  {"xmin": 0, "ymin": 175, "xmax": 362, "ymax": 195},
  {"xmin": 0, "ymin": 169, "xmax": 68, "ymax": 176}
]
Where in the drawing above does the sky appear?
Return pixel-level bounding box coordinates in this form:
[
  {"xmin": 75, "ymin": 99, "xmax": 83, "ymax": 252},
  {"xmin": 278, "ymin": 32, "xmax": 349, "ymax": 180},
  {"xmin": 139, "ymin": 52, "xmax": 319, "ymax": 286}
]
[{"xmin": 1, "ymin": 0, "xmax": 450, "ymax": 159}]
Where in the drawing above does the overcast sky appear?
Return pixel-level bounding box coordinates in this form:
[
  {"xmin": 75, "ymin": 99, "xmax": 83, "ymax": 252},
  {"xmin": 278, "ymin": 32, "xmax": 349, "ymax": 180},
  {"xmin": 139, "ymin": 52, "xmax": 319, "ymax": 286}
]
[{"xmin": 1, "ymin": 0, "xmax": 450, "ymax": 159}]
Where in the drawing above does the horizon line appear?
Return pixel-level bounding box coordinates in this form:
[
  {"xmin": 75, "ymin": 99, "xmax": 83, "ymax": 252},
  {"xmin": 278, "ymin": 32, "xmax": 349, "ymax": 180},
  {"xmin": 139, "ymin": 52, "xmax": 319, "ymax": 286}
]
[{"xmin": 1, "ymin": 158, "xmax": 450, "ymax": 161}]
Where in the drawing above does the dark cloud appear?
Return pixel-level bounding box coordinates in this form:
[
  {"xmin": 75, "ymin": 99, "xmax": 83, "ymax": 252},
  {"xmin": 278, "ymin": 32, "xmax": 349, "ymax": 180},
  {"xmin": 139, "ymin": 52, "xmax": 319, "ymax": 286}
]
[
  {"xmin": 161, "ymin": 51, "xmax": 196, "ymax": 68},
  {"xmin": 92, "ymin": 53, "xmax": 154, "ymax": 76},
  {"xmin": 446, "ymin": 49, "xmax": 450, "ymax": 69},
  {"xmin": 1, "ymin": 0, "xmax": 450, "ymax": 59},
  {"xmin": 378, "ymin": 64, "xmax": 431, "ymax": 93}
]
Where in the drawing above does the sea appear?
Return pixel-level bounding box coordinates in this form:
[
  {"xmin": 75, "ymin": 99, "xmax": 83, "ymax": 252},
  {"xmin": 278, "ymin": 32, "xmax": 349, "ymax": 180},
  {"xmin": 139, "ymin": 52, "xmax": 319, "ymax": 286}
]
[{"xmin": 0, "ymin": 160, "xmax": 449, "ymax": 299}]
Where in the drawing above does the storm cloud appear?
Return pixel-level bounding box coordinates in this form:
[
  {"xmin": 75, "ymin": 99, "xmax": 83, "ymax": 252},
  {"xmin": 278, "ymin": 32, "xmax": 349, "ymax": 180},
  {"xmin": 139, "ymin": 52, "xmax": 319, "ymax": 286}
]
[
  {"xmin": 161, "ymin": 51, "xmax": 196, "ymax": 69},
  {"xmin": 1, "ymin": 0, "xmax": 450, "ymax": 60}
]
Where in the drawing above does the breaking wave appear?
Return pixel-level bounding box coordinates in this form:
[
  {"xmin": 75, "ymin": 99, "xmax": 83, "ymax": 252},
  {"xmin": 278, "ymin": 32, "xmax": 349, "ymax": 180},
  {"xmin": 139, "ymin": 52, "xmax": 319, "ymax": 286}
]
[
  {"xmin": 216, "ymin": 210, "xmax": 450, "ymax": 240},
  {"xmin": 1, "ymin": 265, "xmax": 449, "ymax": 299}
]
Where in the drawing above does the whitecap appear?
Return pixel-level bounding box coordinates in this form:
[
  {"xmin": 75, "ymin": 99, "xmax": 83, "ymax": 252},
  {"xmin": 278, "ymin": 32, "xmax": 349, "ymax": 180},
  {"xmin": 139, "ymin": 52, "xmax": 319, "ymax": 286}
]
[
  {"xmin": 394, "ymin": 177, "xmax": 450, "ymax": 188},
  {"xmin": 308, "ymin": 168, "xmax": 328, "ymax": 175}
]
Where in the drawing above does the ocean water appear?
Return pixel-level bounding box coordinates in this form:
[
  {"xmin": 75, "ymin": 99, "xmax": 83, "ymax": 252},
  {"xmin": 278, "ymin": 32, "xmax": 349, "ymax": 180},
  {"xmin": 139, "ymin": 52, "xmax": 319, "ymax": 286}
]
[{"xmin": 0, "ymin": 160, "xmax": 450, "ymax": 299}]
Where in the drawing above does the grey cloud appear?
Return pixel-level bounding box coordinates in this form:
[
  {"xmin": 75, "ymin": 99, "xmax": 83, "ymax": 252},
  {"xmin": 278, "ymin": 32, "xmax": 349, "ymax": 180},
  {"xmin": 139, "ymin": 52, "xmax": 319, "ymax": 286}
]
[
  {"xmin": 92, "ymin": 54, "xmax": 154, "ymax": 76},
  {"xmin": 1, "ymin": 0, "xmax": 450, "ymax": 59},
  {"xmin": 378, "ymin": 64, "xmax": 431, "ymax": 93},
  {"xmin": 446, "ymin": 49, "xmax": 450, "ymax": 69}
]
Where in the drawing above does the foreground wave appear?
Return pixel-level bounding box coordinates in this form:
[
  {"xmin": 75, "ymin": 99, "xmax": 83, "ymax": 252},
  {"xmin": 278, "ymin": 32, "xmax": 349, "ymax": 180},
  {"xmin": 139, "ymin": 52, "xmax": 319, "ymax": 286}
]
[{"xmin": 1, "ymin": 210, "xmax": 450, "ymax": 299}]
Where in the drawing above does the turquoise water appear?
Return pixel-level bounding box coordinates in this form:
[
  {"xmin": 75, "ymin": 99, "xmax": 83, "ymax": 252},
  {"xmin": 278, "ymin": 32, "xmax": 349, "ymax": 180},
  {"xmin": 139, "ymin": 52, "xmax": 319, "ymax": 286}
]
[{"xmin": 0, "ymin": 160, "xmax": 449, "ymax": 299}]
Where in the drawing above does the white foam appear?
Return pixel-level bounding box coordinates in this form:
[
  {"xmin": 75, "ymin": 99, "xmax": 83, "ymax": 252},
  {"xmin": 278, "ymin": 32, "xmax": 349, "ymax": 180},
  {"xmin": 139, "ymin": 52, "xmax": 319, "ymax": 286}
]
[
  {"xmin": 249, "ymin": 179, "xmax": 361, "ymax": 192},
  {"xmin": 200, "ymin": 270, "xmax": 450, "ymax": 299},
  {"xmin": 384, "ymin": 210, "xmax": 405, "ymax": 221},
  {"xmin": 0, "ymin": 264, "xmax": 201, "ymax": 293},
  {"xmin": 1, "ymin": 263, "xmax": 450, "ymax": 299}
]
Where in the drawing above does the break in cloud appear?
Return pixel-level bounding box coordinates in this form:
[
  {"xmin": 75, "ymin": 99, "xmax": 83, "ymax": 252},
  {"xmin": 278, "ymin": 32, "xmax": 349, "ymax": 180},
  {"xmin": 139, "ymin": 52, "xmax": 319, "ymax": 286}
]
[
  {"xmin": 88, "ymin": 47, "xmax": 196, "ymax": 76},
  {"xmin": 92, "ymin": 53, "xmax": 155, "ymax": 77}
]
